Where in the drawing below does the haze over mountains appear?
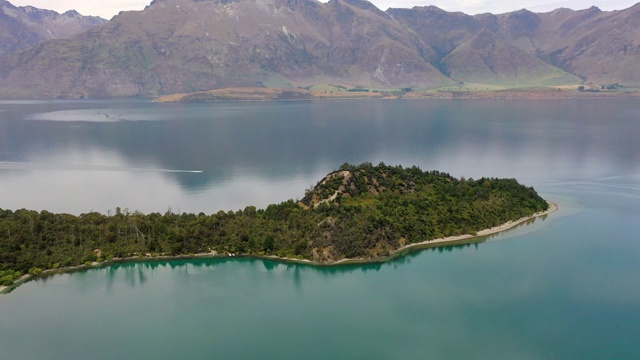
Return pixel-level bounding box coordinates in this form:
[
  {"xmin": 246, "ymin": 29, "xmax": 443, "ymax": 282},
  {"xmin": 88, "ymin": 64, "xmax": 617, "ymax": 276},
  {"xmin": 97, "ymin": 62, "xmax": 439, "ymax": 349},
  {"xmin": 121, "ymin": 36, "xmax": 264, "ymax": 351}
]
[{"xmin": 0, "ymin": 0, "xmax": 638, "ymax": 99}]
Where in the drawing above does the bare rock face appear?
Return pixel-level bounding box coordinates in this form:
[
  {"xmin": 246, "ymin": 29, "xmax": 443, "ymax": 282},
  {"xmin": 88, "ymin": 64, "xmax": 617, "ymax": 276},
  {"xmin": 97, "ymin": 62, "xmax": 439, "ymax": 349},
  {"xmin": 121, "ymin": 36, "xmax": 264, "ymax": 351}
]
[
  {"xmin": 0, "ymin": 0, "xmax": 106, "ymax": 55},
  {"xmin": 0, "ymin": 0, "xmax": 638, "ymax": 98}
]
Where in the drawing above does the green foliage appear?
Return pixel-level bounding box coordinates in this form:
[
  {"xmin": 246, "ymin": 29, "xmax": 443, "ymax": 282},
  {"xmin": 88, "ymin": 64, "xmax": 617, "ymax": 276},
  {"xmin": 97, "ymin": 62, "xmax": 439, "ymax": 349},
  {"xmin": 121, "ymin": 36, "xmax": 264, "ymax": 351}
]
[
  {"xmin": 1, "ymin": 276, "xmax": 14, "ymax": 286},
  {"xmin": 28, "ymin": 267, "xmax": 43, "ymax": 276},
  {"xmin": 0, "ymin": 164, "xmax": 548, "ymax": 273},
  {"xmin": 0, "ymin": 269, "xmax": 23, "ymax": 286}
]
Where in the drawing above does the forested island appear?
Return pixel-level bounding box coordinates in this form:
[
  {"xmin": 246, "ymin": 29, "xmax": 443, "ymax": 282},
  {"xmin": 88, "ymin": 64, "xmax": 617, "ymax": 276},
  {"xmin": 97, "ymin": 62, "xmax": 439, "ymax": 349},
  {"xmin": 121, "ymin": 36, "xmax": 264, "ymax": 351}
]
[{"xmin": 0, "ymin": 163, "xmax": 551, "ymax": 289}]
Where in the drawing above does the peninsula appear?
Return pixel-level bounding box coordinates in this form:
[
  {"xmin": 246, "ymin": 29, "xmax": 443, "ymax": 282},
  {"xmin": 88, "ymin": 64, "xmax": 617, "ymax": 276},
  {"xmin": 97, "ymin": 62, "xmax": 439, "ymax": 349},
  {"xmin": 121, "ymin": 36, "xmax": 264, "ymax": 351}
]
[{"xmin": 0, "ymin": 163, "xmax": 553, "ymax": 291}]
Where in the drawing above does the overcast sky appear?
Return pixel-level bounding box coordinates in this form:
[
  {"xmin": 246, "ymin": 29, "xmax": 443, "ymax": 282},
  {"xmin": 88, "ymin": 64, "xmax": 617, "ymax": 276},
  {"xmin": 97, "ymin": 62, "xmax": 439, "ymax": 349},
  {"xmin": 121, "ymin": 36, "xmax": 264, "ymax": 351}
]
[{"xmin": 9, "ymin": 0, "xmax": 640, "ymax": 19}]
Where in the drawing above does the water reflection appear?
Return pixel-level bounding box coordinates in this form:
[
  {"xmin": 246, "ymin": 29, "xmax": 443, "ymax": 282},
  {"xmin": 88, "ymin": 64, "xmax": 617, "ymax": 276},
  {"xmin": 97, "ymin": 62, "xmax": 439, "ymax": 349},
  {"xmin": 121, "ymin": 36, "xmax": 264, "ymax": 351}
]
[
  {"xmin": 88, "ymin": 240, "xmax": 486, "ymax": 290},
  {"xmin": 2, "ymin": 100, "xmax": 639, "ymax": 359},
  {"xmin": 0, "ymin": 99, "xmax": 639, "ymax": 214}
]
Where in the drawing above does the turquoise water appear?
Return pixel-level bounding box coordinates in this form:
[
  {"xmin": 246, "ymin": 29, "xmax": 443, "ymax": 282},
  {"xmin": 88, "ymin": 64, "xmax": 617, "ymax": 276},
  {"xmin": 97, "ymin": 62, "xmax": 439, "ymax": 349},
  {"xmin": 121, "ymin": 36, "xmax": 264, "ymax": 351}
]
[{"xmin": 1, "ymin": 99, "xmax": 639, "ymax": 358}]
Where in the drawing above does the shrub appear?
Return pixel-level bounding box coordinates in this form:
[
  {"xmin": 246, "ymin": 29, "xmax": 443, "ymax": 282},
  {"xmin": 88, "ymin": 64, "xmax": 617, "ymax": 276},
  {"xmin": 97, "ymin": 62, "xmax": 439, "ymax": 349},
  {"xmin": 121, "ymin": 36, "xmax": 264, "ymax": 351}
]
[{"xmin": 1, "ymin": 276, "xmax": 14, "ymax": 286}]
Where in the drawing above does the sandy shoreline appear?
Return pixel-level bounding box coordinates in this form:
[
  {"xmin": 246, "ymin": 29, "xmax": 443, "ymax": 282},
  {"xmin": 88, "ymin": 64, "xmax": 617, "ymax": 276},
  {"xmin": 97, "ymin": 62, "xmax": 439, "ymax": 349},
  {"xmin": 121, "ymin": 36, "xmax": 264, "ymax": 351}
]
[
  {"xmin": 330, "ymin": 201, "xmax": 558, "ymax": 265},
  {"xmin": 0, "ymin": 274, "xmax": 31, "ymax": 294},
  {"xmin": 1, "ymin": 201, "xmax": 557, "ymax": 294},
  {"xmin": 395, "ymin": 201, "xmax": 557, "ymax": 252}
]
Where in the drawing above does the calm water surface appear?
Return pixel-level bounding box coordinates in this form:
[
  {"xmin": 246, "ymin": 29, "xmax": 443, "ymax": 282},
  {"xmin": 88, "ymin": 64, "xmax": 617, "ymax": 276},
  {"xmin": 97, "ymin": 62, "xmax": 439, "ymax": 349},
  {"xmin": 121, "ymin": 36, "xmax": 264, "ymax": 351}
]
[{"xmin": 0, "ymin": 99, "xmax": 639, "ymax": 359}]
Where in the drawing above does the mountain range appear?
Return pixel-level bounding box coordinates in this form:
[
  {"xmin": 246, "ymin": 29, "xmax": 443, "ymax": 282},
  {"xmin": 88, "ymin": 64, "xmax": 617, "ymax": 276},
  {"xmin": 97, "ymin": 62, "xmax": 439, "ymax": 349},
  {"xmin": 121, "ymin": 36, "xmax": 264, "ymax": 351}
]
[
  {"xmin": 0, "ymin": 0, "xmax": 105, "ymax": 56},
  {"xmin": 0, "ymin": 0, "xmax": 638, "ymax": 99}
]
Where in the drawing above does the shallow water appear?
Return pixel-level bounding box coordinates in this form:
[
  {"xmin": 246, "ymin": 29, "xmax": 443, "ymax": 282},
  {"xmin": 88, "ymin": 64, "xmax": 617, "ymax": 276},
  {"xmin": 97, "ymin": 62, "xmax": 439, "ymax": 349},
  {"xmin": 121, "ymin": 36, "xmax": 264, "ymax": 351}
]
[{"xmin": 0, "ymin": 99, "xmax": 639, "ymax": 358}]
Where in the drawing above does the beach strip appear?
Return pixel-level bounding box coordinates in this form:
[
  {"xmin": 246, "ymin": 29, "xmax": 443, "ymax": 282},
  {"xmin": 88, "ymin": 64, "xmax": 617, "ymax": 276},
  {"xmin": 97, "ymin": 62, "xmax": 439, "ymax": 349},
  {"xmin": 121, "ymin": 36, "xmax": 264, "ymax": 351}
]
[{"xmin": 394, "ymin": 201, "xmax": 558, "ymax": 254}]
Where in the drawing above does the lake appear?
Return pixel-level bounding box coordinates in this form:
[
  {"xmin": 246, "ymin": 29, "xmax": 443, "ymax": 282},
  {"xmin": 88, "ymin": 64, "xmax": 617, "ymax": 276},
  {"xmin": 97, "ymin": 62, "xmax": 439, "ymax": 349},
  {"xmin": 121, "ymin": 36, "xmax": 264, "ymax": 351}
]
[{"xmin": 0, "ymin": 99, "xmax": 639, "ymax": 359}]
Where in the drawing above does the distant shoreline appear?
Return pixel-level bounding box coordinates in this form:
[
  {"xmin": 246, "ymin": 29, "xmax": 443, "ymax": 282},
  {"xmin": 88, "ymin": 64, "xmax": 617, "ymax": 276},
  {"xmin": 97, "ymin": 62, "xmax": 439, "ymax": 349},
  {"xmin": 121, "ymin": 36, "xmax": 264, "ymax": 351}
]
[
  {"xmin": 153, "ymin": 86, "xmax": 640, "ymax": 103},
  {"xmin": 0, "ymin": 201, "xmax": 557, "ymax": 294},
  {"xmin": 1, "ymin": 89, "xmax": 637, "ymax": 102}
]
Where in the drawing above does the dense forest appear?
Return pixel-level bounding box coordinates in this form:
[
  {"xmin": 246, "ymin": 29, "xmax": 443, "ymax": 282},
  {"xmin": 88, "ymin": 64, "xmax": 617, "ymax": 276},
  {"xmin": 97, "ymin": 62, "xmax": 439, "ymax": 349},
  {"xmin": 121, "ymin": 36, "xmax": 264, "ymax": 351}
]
[{"xmin": 0, "ymin": 163, "xmax": 548, "ymax": 286}]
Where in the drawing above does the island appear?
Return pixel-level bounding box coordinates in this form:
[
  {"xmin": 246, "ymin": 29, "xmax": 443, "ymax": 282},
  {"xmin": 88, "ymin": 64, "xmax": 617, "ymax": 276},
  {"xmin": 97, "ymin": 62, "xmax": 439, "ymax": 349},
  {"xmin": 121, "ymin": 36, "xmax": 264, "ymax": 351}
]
[{"xmin": 0, "ymin": 163, "xmax": 555, "ymax": 292}]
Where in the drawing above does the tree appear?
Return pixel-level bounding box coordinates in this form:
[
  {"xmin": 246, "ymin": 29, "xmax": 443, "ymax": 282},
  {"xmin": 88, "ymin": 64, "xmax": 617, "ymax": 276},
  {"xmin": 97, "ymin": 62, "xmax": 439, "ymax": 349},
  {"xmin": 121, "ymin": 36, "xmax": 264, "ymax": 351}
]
[{"xmin": 263, "ymin": 235, "xmax": 275, "ymax": 252}]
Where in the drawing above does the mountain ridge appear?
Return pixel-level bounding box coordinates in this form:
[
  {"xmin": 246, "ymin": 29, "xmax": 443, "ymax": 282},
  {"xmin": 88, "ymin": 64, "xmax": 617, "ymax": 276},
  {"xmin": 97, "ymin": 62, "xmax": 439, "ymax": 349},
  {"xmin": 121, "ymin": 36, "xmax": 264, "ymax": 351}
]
[
  {"xmin": 0, "ymin": 0, "xmax": 638, "ymax": 99},
  {"xmin": 0, "ymin": 0, "xmax": 106, "ymax": 56}
]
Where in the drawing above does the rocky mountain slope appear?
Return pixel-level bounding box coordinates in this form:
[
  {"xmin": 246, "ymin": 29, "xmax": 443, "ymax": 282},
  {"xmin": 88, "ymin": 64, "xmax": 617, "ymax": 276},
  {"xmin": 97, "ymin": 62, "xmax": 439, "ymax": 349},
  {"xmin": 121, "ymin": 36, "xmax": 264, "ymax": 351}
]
[
  {"xmin": 0, "ymin": 0, "xmax": 105, "ymax": 56},
  {"xmin": 0, "ymin": 0, "xmax": 638, "ymax": 99},
  {"xmin": 390, "ymin": 4, "xmax": 640, "ymax": 86},
  {"xmin": 532, "ymin": 5, "xmax": 640, "ymax": 85}
]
